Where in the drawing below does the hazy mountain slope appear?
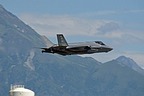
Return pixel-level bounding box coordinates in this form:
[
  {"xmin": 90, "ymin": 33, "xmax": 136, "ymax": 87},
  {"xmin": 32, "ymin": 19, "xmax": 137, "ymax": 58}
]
[
  {"xmin": 85, "ymin": 60, "xmax": 144, "ymax": 96},
  {"xmin": 0, "ymin": 4, "xmax": 47, "ymax": 95},
  {"xmin": 30, "ymin": 55, "xmax": 100, "ymax": 96}
]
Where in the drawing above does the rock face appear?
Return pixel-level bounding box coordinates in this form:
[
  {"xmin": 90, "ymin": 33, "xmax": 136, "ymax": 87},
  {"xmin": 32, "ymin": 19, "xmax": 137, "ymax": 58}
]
[{"xmin": 0, "ymin": 4, "xmax": 144, "ymax": 96}]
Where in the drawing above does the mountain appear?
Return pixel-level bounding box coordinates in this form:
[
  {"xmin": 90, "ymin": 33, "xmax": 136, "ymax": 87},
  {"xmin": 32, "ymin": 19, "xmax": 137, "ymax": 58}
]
[
  {"xmin": 0, "ymin": 4, "xmax": 144, "ymax": 96},
  {"xmin": 85, "ymin": 60, "xmax": 144, "ymax": 96},
  {"xmin": 115, "ymin": 56, "xmax": 144, "ymax": 75}
]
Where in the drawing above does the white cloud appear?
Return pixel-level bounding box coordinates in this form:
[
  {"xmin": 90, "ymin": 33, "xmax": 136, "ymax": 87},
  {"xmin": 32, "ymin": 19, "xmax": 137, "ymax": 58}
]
[
  {"xmin": 75, "ymin": 9, "xmax": 144, "ymax": 19},
  {"xmin": 126, "ymin": 10, "xmax": 144, "ymax": 13},
  {"xmin": 20, "ymin": 14, "xmax": 120, "ymax": 37},
  {"xmin": 21, "ymin": 13, "xmax": 144, "ymax": 41},
  {"xmin": 19, "ymin": 13, "xmax": 144, "ymax": 47},
  {"xmin": 104, "ymin": 31, "xmax": 124, "ymax": 38}
]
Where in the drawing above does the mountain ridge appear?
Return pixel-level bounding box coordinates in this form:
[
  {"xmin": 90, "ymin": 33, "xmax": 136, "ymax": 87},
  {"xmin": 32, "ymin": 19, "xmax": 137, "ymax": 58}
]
[{"xmin": 115, "ymin": 56, "xmax": 144, "ymax": 75}]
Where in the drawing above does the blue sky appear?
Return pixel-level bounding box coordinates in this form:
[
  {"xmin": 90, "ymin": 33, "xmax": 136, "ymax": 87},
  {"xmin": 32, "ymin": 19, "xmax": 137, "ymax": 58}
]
[{"xmin": 0, "ymin": 0, "xmax": 144, "ymax": 68}]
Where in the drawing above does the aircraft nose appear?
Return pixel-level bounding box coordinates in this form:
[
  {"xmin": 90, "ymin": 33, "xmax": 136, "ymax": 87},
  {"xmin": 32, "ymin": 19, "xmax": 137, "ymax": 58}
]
[{"xmin": 108, "ymin": 47, "xmax": 113, "ymax": 51}]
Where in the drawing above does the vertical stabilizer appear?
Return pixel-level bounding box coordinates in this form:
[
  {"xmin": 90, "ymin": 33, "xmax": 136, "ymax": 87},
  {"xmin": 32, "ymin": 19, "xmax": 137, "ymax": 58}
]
[{"xmin": 57, "ymin": 34, "xmax": 68, "ymax": 46}]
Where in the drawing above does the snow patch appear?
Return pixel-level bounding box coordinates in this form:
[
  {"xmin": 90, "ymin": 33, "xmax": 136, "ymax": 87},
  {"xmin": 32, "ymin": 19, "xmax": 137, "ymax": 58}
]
[
  {"xmin": 24, "ymin": 49, "xmax": 35, "ymax": 71},
  {"xmin": 13, "ymin": 24, "xmax": 25, "ymax": 33},
  {"xmin": 14, "ymin": 24, "xmax": 18, "ymax": 28}
]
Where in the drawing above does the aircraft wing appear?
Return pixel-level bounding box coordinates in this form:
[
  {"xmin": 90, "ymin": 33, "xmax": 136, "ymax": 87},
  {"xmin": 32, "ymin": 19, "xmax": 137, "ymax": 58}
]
[{"xmin": 41, "ymin": 48, "xmax": 49, "ymax": 50}]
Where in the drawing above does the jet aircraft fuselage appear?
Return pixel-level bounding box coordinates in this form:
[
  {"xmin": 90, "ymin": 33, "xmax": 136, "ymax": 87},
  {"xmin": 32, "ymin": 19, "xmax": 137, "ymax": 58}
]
[{"xmin": 41, "ymin": 34, "xmax": 113, "ymax": 55}]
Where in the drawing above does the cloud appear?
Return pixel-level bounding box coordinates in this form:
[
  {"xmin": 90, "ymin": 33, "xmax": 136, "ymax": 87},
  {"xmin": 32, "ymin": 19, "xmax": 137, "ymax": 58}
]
[
  {"xmin": 20, "ymin": 14, "xmax": 88, "ymax": 36},
  {"xmin": 97, "ymin": 22, "xmax": 119, "ymax": 34},
  {"xmin": 126, "ymin": 10, "xmax": 144, "ymax": 14},
  {"xmin": 20, "ymin": 14, "xmax": 121, "ymax": 37},
  {"xmin": 75, "ymin": 9, "xmax": 144, "ymax": 19},
  {"xmin": 20, "ymin": 13, "xmax": 144, "ymax": 46}
]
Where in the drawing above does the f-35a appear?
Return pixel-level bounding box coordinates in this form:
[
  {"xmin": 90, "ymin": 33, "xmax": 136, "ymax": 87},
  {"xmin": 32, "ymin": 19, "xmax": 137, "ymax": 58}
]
[{"xmin": 41, "ymin": 34, "xmax": 113, "ymax": 55}]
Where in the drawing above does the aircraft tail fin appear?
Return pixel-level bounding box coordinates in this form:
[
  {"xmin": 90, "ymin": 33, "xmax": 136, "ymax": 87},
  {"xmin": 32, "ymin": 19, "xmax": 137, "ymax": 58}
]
[{"xmin": 57, "ymin": 34, "xmax": 68, "ymax": 46}]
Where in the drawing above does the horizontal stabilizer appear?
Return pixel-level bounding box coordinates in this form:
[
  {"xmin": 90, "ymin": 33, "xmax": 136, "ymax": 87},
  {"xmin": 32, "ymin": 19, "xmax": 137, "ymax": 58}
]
[{"xmin": 41, "ymin": 36, "xmax": 54, "ymax": 47}]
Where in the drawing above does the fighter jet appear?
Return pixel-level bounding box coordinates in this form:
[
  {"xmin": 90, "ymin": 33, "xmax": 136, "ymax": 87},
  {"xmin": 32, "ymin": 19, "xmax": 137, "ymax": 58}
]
[{"xmin": 41, "ymin": 34, "xmax": 113, "ymax": 55}]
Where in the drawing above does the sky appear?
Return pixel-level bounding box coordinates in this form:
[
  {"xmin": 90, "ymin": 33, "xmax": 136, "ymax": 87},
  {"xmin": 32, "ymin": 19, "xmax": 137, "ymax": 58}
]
[{"xmin": 0, "ymin": 0, "xmax": 144, "ymax": 68}]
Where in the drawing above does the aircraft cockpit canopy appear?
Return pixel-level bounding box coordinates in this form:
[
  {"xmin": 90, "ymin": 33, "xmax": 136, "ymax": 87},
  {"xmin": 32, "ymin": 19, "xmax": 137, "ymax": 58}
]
[{"xmin": 95, "ymin": 41, "xmax": 105, "ymax": 45}]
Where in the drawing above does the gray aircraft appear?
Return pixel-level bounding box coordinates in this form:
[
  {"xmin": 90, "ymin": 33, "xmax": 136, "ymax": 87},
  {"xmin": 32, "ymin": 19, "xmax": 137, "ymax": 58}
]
[{"xmin": 41, "ymin": 34, "xmax": 113, "ymax": 55}]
